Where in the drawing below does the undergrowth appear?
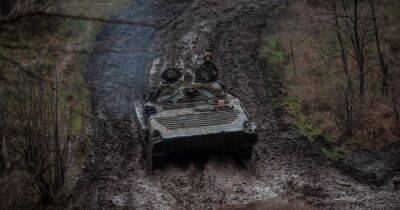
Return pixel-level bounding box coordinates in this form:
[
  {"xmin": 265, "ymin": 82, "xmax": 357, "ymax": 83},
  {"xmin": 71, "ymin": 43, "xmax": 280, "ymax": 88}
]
[
  {"xmin": 0, "ymin": 0, "xmax": 132, "ymax": 208},
  {"xmin": 259, "ymin": 36, "xmax": 344, "ymax": 160}
]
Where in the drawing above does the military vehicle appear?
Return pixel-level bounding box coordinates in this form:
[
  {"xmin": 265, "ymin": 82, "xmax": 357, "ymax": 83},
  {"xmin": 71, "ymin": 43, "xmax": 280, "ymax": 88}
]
[{"xmin": 134, "ymin": 68, "xmax": 257, "ymax": 168}]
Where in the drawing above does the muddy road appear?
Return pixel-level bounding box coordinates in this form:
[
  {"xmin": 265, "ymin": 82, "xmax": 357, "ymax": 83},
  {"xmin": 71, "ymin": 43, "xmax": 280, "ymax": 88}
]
[{"xmin": 69, "ymin": 0, "xmax": 400, "ymax": 209}]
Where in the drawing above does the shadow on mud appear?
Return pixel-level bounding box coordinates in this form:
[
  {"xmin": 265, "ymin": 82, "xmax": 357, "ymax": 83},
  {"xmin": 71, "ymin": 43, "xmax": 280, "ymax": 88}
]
[{"xmin": 152, "ymin": 154, "xmax": 250, "ymax": 170}]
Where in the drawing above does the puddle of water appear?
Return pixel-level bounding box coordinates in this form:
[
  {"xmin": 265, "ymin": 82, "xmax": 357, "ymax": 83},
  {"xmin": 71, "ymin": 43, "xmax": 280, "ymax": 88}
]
[
  {"xmin": 88, "ymin": 0, "xmax": 157, "ymax": 116},
  {"xmin": 218, "ymin": 199, "xmax": 316, "ymax": 210}
]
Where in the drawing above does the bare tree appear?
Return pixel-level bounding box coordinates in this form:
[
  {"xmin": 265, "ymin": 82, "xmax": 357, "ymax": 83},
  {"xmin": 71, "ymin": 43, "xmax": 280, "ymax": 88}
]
[
  {"xmin": 6, "ymin": 71, "xmax": 69, "ymax": 205},
  {"xmin": 0, "ymin": 89, "xmax": 9, "ymax": 173},
  {"xmin": 340, "ymin": 0, "xmax": 367, "ymax": 100},
  {"xmin": 368, "ymin": 0, "xmax": 389, "ymax": 96},
  {"xmin": 391, "ymin": 71, "xmax": 400, "ymax": 125},
  {"xmin": 331, "ymin": 1, "xmax": 354, "ymax": 137},
  {"xmin": 0, "ymin": 0, "xmax": 163, "ymax": 206}
]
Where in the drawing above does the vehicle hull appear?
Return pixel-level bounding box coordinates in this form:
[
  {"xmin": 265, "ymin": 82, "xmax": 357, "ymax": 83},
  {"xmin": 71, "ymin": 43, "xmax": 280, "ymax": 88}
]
[{"xmin": 151, "ymin": 131, "xmax": 257, "ymax": 161}]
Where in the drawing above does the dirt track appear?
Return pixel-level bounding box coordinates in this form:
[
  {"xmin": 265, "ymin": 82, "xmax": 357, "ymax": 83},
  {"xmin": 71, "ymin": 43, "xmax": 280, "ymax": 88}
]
[{"xmin": 69, "ymin": 0, "xmax": 400, "ymax": 209}]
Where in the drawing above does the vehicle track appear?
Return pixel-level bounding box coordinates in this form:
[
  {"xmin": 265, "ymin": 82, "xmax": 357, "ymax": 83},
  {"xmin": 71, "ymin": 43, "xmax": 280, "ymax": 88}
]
[{"xmin": 69, "ymin": 0, "xmax": 400, "ymax": 209}]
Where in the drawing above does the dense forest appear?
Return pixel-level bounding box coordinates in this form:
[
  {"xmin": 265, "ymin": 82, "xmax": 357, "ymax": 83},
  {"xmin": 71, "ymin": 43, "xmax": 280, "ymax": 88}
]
[{"xmin": 0, "ymin": 0, "xmax": 399, "ymax": 208}]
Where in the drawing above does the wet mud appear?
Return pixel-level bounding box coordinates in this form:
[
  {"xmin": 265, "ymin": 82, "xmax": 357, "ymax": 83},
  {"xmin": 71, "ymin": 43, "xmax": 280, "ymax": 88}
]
[
  {"xmin": 69, "ymin": 0, "xmax": 400, "ymax": 209},
  {"xmin": 219, "ymin": 199, "xmax": 316, "ymax": 210}
]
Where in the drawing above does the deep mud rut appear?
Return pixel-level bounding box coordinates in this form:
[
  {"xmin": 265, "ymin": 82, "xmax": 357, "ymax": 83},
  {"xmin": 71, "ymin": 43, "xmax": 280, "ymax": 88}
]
[{"xmin": 69, "ymin": 0, "xmax": 400, "ymax": 209}]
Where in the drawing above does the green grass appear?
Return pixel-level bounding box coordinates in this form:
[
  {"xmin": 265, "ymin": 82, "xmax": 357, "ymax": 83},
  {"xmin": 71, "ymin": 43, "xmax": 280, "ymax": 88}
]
[
  {"xmin": 259, "ymin": 37, "xmax": 286, "ymax": 70},
  {"xmin": 321, "ymin": 146, "xmax": 345, "ymax": 161},
  {"xmin": 283, "ymin": 95, "xmax": 332, "ymax": 141},
  {"xmin": 71, "ymin": 113, "xmax": 83, "ymax": 135}
]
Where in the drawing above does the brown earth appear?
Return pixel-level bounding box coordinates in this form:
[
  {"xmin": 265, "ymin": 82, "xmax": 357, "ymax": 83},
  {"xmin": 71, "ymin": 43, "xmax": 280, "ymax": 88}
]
[{"xmin": 69, "ymin": 0, "xmax": 400, "ymax": 209}]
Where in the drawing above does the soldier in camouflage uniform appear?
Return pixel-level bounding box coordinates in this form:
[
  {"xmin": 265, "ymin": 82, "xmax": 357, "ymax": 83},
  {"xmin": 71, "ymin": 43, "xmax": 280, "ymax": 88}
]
[{"xmin": 195, "ymin": 52, "xmax": 219, "ymax": 83}]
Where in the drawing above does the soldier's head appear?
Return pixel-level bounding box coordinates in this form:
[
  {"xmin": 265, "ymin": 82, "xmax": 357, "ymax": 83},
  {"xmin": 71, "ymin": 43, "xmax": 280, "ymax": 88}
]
[{"xmin": 203, "ymin": 52, "xmax": 212, "ymax": 62}]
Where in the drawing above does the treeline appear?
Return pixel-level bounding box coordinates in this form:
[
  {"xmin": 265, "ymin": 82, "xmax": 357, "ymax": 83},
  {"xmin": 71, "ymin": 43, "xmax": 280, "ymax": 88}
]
[
  {"xmin": 0, "ymin": 0, "xmax": 145, "ymax": 207},
  {"xmin": 266, "ymin": 0, "xmax": 400, "ymax": 152},
  {"xmin": 0, "ymin": 0, "xmax": 77, "ymax": 207}
]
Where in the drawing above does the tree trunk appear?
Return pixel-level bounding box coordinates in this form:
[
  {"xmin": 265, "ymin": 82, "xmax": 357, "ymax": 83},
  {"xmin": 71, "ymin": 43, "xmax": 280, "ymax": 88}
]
[
  {"xmin": 352, "ymin": 0, "xmax": 366, "ymax": 100},
  {"xmin": 392, "ymin": 86, "xmax": 399, "ymax": 125},
  {"xmin": 0, "ymin": 92, "xmax": 9, "ymax": 172},
  {"xmin": 1, "ymin": 135, "xmax": 8, "ymax": 172},
  {"xmin": 340, "ymin": 0, "xmax": 365, "ymax": 100},
  {"xmin": 333, "ymin": 2, "xmax": 353, "ymax": 137},
  {"xmin": 37, "ymin": 174, "xmax": 55, "ymax": 206},
  {"xmin": 369, "ymin": 0, "xmax": 389, "ymax": 96},
  {"xmin": 290, "ymin": 40, "xmax": 297, "ymax": 72}
]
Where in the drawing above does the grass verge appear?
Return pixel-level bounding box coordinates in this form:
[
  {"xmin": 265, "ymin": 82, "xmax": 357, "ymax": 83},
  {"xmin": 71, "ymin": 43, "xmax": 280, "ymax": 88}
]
[{"xmin": 259, "ymin": 36, "xmax": 345, "ymax": 161}]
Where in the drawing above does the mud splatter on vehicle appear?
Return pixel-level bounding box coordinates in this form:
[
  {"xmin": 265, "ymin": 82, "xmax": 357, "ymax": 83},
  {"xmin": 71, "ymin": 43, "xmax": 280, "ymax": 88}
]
[{"xmin": 135, "ymin": 69, "xmax": 257, "ymax": 168}]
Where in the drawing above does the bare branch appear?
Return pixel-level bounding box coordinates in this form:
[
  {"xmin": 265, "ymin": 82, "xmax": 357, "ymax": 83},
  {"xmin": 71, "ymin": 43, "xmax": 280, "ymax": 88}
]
[{"xmin": 0, "ymin": 11, "xmax": 161, "ymax": 28}]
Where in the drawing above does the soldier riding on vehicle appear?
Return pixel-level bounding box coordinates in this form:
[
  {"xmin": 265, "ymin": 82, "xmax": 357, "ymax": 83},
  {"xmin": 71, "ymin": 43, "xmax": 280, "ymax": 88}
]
[{"xmin": 195, "ymin": 52, "xmax": 219, "ymax": 83}]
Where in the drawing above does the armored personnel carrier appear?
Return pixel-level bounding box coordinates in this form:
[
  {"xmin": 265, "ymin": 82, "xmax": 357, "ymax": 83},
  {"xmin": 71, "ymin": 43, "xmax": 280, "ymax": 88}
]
[{"xmin": 134, "ymin": 68, "xmax": 257, "ymax": 168}]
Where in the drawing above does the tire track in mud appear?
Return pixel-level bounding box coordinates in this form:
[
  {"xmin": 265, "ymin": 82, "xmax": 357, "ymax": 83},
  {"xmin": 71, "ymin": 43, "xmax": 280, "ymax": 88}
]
[
  {"xmin": 144, "ymin": 1, "xmax": 282, "ymax": 208},
  {"xmin": 70, "ymin": 0, "xmax": 400, "ymax": 209}
]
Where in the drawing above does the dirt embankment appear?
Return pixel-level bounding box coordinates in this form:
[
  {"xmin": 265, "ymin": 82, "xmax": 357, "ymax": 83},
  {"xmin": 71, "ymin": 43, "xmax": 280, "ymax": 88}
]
[{"xmin": 69, "ymin": 0, "xmax": 400, "ymax": 209}]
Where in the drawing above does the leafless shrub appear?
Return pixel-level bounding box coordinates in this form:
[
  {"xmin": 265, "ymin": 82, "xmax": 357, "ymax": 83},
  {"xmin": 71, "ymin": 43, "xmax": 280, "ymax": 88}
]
[
  {"xmin": 1, "ymin": 67, "xmax": 68, "ymax": 205},
  {"xmin": 277, "ymin": 0, "xmax": 400, "ymax": 148}
]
